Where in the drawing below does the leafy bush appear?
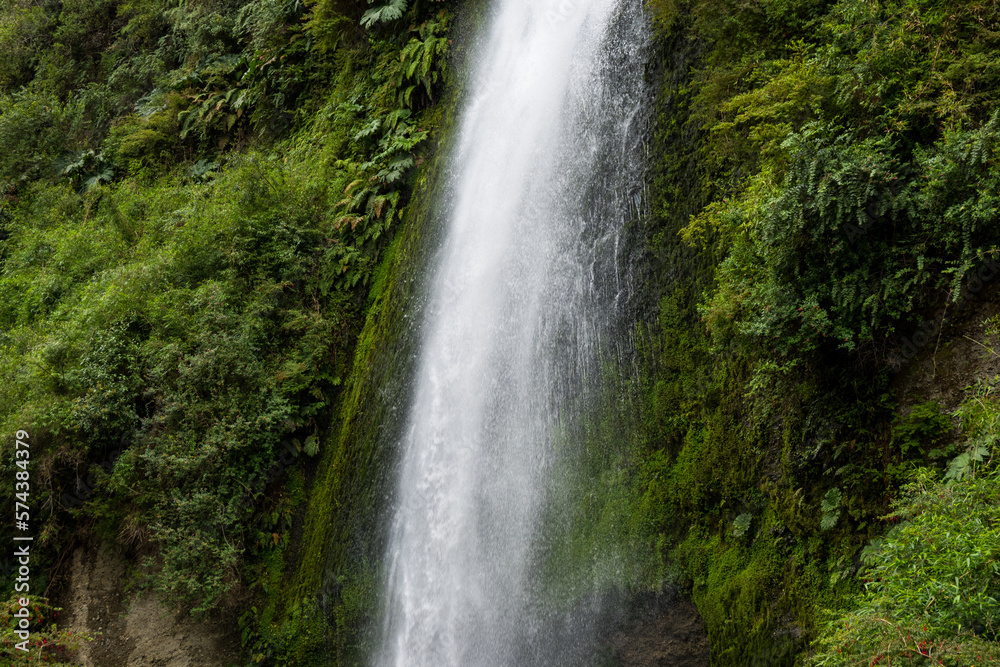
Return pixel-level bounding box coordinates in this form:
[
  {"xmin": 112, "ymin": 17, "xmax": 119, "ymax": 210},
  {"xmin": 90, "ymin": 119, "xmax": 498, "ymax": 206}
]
[
  {"xmin": 0, "ymin": 0, "xmax": 451, "ymax": 619},
  {"xmin": 891, "ymin": 401, "xmax": 952, "ymax": 463},
  {"xmin": 809, "ymin": 464, "xmax": 1000, "ymax": 665},
  {"xmin": 0, "ymin": 0, "xmax": 51, "ymax": 90},
  {"xmin": 362, "ymin": 0, "xmax": 408, "ymax": 28},
  {"xmin": 0, "ymin": 90, "xmax": 79, "ymax": 187},
  {"xmin": 0, "ymin": 595, "xmax": 96, "ymax": 665},
  {"xmin": 645, "ymin": 0, "xmax": 1000, "ymax": 662},
  {"xmin": 690, "ymin": 114, "xmax": 1000, "ymax": 368}
]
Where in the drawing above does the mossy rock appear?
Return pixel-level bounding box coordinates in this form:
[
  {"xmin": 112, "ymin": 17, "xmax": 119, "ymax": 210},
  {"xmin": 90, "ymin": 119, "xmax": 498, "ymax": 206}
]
[{"xmin": 104, "ymin": 94, "xmax": 184, "ymax": 168}]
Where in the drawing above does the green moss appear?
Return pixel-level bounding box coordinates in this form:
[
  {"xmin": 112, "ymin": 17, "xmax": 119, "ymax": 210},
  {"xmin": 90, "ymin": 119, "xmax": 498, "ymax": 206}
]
[
  {"xmin": 634, "ymin": 5, "xmax": 903, "ymax": 664},
  {"xmin": 635, "ymin": 2, "xmax": 1000, "ymax": 664},
  {"xmin": 267, "ymin": 40, "xmax": 466, "ymax": 664},
  {"xmin": 680, "ymin": 531, "xmax": 790, "ymax": 665}
]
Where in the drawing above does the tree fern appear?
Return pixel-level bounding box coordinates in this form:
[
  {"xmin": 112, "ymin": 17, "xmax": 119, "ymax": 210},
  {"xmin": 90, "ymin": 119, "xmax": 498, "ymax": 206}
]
[{"xmin": 361, "ymin": 0, "xmax": 407, "ymax": 28}]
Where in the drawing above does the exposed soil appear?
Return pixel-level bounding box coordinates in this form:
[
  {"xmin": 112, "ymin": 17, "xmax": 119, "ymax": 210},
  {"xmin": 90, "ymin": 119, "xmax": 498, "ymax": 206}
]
[
  {"xmin": 58, "ymin": 545, "xmax": 240, "ymax": 667},
  {"xmin": 54, "ymin": 540, "xmax": 711, "ymax": 667},
  {"xmin": 895, "ymin": 293, "xmax": 1000, "ymax": 413}
]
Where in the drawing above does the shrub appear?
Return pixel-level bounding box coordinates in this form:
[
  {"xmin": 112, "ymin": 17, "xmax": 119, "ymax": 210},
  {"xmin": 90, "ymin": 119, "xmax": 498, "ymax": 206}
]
[
  {"xmin": 0, "ymin": 595, "xmax": 96, "ymax": 665},
  {"xmin": 809, "ymin": 463, "xmax": 1000, "ymax": 665}
]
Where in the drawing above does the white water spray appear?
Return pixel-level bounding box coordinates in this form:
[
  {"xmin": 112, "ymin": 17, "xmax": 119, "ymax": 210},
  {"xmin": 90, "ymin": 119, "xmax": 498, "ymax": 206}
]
[{"xmin": 377, "ymin": 1, "xmax": 649, "ymax": 664}]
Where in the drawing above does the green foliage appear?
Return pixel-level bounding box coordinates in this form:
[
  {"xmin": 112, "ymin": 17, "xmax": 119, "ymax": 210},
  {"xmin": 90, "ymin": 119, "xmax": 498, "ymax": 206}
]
[
  {"xmin": 643, "ymin": 0, "xmax": 1000, "ymax": 663},
  {"xmin": 680, "ymin": 0, "xmax": 1000, "ymax": 367},
  {"xmin": 824, "ymin": 0, "xmax": 1000, "ymax": 133},
  {"xmin": 0, "ymin": 155, "xmax": 354, "ymax": 610},
  {"xmin": 732, "ymin": 512, "xmax": 752, "ymax": 538},
  {"xmin": 807, "ymin": 384, "xmax": 1000, "ymax": 665},
  {"xmin": 0, "ymin": 595, "xmax": 96, "ymax": 665},
  {"xmin": 0, "ymin": 11, "xmax": 449, "ymax": 613},
  {"xmin": 0, "ymin": 90, "xmax": 81, "ymax": 187},
  {"xmin": 298, "ymin": 11, "xmax": 449, "ymax": 292},
  {"xmin": 0, "ymin": 0, "xmax": 337, "ymax": 193},
  {"xmin": 396, "ymin": 14, "xmax": 450, "ymax": 108},
  {"xmin": 809, "ymin": 464, "xmax": 1000, "ymax": 665},
  {"xmin": 242, "ymin": 597, "xmax": 329, "ymax": 666},
  {"xmin": 103, "ymin": 96, "xmax": 183, "ymax": 169},
  {"xmin": 950, "ymin": 378, "xmax": 1000, "ymax": 483},
  {"xmin": 361, "ymin": 0, "xmax": 408, "ymax": 28},
  {"xmin": 893, "ymin": 402, "xmax": 951, "ymax": 460},
  {"xmin": 0, "ymin": 8, "xmax": 453, "ymax": 667},
  {"xmin": 945, "ymin": 443, "xmax": 987, "ymax": 483},
  {"xmin": 690, "ymin": 114, "xmax": 1000, "ymax": 365},
  {"xmin": 58, "ymin": 150, "xmax": 114, "ymax": 193},
  {"xmin": 819, "ymin": 487, "xmax": 842, "ymax": 531},
  {"xmin": 0, "ymin": 0, "xmax": 51, "ymax": 89}
]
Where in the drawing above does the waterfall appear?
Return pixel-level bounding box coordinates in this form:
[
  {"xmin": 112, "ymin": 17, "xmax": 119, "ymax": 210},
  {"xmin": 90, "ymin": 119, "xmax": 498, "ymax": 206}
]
[{"xmin": 376, "ymin": 1, "xmax": 650, "ymax": 664}]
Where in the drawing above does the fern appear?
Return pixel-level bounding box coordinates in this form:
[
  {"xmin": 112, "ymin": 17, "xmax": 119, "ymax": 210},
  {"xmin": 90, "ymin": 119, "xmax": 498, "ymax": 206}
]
[
  {"xmin": 819, "ymin": 487, "xmax": 842, "ymax": 531},
  {"xmin": 944, "ymin": 442, "xmax": 988, "ymax": 483},
  {"xmin": 731, "ymin": 513, "xmax": 752, "ymax": 538},
  {"xmin": 361, "ymin": 0, "xmax": 407, "ymax": 28}
]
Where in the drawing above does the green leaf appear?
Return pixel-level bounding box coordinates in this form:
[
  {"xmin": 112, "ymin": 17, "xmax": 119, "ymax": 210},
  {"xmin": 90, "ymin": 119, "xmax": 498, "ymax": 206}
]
[
  {"xmin": 360, "ymin": 0, "xmax": 407, "ymax": 28},
  {"xmin": 820, "ymin": 509, "xmax": 841, "ymax": 531},
  {"xmin": 303, "ymin": 435, "xmax": 319, "ymax": 456},
  {"xmin": 821, "ymin": 487, "xmax": 842, "ymax": 513}
]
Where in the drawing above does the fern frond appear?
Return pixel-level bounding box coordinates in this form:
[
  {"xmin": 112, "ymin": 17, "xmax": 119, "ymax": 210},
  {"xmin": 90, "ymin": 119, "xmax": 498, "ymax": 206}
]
[{"xmin": 360, "ymin": 0, "xmax": 407, "ymax": 28}]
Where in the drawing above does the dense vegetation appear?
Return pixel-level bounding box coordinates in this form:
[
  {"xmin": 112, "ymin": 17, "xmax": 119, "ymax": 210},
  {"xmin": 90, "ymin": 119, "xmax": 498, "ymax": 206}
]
[
  {"xmin": 642, "ymin": 0, "xmax": 1000, "ymax": 664},
  {"xmin": 0, "ymin": 0, "xmax": 454, "ymax": 663},
  {"xmin": 1, "ymin": 0, "xmax": 999, "ymax": 665}
]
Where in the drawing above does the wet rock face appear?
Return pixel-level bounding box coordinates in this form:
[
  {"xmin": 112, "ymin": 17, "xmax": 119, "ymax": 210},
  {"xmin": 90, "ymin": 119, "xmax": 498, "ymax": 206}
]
[{"xmin": 604, "ymin": 590, "xmax": 711, "ymax": 667}]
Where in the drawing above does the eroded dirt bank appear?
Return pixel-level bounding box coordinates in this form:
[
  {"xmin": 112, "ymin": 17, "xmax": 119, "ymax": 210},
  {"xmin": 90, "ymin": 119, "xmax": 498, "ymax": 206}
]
[{"xmin": 58, "ymin": 545, "xmax": 239, "ymax": 667}]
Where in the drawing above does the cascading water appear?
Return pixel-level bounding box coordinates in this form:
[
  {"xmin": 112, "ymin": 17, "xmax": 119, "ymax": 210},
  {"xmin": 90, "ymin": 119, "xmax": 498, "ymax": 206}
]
[{"xmin": 376, "ymin": 1, "xmax": 650, "ymax": 664}]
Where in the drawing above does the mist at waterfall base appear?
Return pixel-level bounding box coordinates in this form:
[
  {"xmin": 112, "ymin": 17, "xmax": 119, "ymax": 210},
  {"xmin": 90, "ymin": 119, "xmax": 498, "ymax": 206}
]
[{"xmin": 375, "ymin": 1, "xmax": 652, "ymax": 664}]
